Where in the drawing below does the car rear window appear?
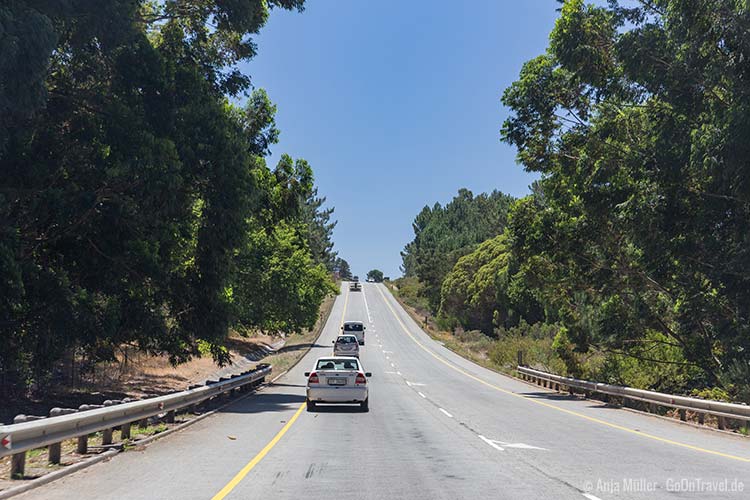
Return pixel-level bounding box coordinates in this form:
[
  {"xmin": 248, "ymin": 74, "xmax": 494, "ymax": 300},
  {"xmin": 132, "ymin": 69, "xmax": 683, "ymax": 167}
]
[
  {"xmin": 336, "ymin": 336, "xmax": 357, "ymax": 344},
  {"xmin": 343, "ymin": 323, "xmax": 363, "ymax": 331},
  {"xmin": 316, "ymin": 359, "xmax": 360, "ymax": 371}
]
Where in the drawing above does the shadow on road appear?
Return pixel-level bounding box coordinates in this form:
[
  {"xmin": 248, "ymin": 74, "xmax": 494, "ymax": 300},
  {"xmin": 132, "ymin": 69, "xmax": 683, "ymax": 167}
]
[
  {"xmin": 277, "ymin": 343, "xmax": 329, "ymax": 354},
  {"xmin": 521, "ymin": 390, "xmax": 626, "ymax": 411},
  {"xmin": 218, "ymin": 391, "xmax": 306, "ymax": 415},
  {"xmin": 307, "ymin": 404, "xmax": 366, "ymax": 414},
  {"xmin": 520, "ymin": 391, "xmax": 581, "ymax": 402}
]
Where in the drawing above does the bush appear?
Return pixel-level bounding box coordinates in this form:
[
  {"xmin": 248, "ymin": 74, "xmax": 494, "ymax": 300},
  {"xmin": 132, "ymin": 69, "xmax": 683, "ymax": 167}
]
[
  {"xmin": 590, "ymin": 331, "xmax": 702, "ymax": 392},
  {"xmin": 390, "ymin": 277, "xmax": 430, "ymax": 313},
  {"xmin": 489, "ymin": 321, "xmax": 566, "ymax": 374}
]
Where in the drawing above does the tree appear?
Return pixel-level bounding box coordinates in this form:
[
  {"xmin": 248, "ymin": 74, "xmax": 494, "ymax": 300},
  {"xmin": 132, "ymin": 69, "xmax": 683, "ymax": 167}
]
[
  {"xmin": 439, "ymin": 231, "xmax": 543, "ymax": 335},
  {"xmin": 334, "ymin": 257, "xmax": 352, "ymax": 280},
  {"xmin": 401, "ymin": 189, "xmax": 515, "ymax": 311},
  {"xmin": 0, "ymin": 1, "xmax": 336, "ymax": 393},
  {"xmin": 302, "ymin": 188, "xmax": 338, "ymax": 270},
  {"xmin": 501, "ymin": 0, "xmax": 750, "ymax": 395},
  {"xmin": 367, "ymin": 269, "xmax": 384, "ymax": 283}
]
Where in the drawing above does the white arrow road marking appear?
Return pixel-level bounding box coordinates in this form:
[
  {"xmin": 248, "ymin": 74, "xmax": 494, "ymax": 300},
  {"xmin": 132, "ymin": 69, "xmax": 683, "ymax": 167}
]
[
  {"xmin": 382, "ymin": 350, "xmax": 393, "ymax": 354},
  {"xmin": 405, "ymin": 381, "xmax": 425, "ymax": 387},
  {"xmin": 582, "ymin": 494, "xmax": 603, "ymax": 500},
  {"xmin": 439, "ymin": 408, "xmax": 453, "ymax": 418},
  {"xmin": 384, "ymin": 371, "xmax": 398, "ymax": 374},
  {"xmin": 503, "ymin": 442, "xmax": 547, "ymax": 450},
  {"xmin": 478, "ymin": 435, "xmax": 547, "ymax": 451},
  {"xmin": 479, "ymin": 435, "xmax": 504, "ymax": 451}
]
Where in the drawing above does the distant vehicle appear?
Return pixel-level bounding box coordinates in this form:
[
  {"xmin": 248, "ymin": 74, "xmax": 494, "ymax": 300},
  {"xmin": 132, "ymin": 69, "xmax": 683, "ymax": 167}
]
[
  {"xmin": 349, "ymin": 281, "xmax": 361, "ymax": 291},
  {"xmin": 342, "ymin": 320, "xmax": 366, "ymax": 345},
  {"xmin": 353, "ymin": 275, "xmax": 359, "ymax": 282},
  {"xmin": 332, "ymin": 334, "xmax": 360, "ymax": 357},
  {"xmin": 366, "ymin": 277, "xmax": 374, "ymax": 283},
  {"xmin": 305, "ymin": 356, "xmax": 371, "ymax": 411}
]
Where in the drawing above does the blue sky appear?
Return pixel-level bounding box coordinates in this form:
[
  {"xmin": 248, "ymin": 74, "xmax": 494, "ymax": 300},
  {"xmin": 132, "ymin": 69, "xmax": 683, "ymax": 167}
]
[{"xmin": 242, "ymin": 1, "xmax": 560, "ymax": 278}]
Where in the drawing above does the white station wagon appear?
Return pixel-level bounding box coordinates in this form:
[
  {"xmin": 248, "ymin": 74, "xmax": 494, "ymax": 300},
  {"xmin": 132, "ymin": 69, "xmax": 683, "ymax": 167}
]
[{"xmin": 305, "ymin": 357, "xmax": 371, "ymax": 412}]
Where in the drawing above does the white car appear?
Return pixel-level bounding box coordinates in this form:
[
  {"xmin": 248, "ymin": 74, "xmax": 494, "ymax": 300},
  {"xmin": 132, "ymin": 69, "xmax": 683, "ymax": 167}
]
[
  {"xmin": 305, "ymin": 357, "xmax": 371, "ymax": 411},
  {"xmin": 332, "ymin": 334, "xmax": 360, "ymax": 357},
  {"xmin": 341, "ymin": 320, "xmax": 366, "ymax": 345}
]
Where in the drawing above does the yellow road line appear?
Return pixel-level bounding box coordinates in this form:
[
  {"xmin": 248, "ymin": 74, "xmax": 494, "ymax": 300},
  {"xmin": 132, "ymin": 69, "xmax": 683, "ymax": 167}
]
[
  {"xmin": 211, "ymin": 404, "xmax": 305, "ymax": 500},
  {"xmin": 375, "ymin": 285, "xmax": 750, "ymax": 463},
  {"xmin": 211, "ymin": 286, "xmax": 351, "ymax": 499}
]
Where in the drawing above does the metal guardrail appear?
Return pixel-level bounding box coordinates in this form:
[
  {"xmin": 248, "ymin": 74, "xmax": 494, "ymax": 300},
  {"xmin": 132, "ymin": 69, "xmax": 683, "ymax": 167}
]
[
  {"xmin": 516, "ymin": 366, "xmax": 750, "ymax": 428},
  {"xmin": 0, "ymin": 364, "xmax": 271, "ymax": 478}
]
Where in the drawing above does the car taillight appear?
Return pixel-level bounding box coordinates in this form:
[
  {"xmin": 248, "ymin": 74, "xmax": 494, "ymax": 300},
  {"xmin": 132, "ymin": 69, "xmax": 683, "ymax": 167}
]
[
  {"xmin": 355, "ymin": 373, "xmax": 366, "ymax": 385},
  {"xmin": 308, "ymin": 372, "xmax": 319, "ymax": 383}
]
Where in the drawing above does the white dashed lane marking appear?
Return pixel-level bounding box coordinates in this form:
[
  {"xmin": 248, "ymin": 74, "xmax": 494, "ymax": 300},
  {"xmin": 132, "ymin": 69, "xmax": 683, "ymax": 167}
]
[{"xmin": 438, "ymin": 408, "xmax": 453, "ymax": 418}]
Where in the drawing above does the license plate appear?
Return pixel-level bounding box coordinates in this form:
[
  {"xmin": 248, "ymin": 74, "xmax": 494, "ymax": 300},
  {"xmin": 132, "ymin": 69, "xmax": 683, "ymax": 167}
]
[{"xmin": 328, "ymin": 378, "xmax": 346, "ymax": 386}]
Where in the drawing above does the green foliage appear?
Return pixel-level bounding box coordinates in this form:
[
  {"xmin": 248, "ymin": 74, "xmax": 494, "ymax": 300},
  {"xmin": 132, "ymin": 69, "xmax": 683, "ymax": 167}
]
[
  {"xmin": 233, "ymin": 220, "xmax": 337, "ymax": 334},
  {"xmin": 489, "ymin": 321, "xmax": 566, "ymax": 375},
  {"xmin": 366, "ymin": 269, "xmax": 384, "ymax": 282},
  {"xmin": 401, "ymin": 189, "xmax": 515, "ymax": 312},
  {"xmin": 302, "ymin": 188, "xmax": 338, "ymax": 270},
  {"xmin": 439, "ymin": 232, "xmax": 543, "ymax": 335},
  {"xmin": 334, "ymin": 257, "xmax": 352, "ymax": 280},
  {"xmin": 500, "ymin": 0, "xmax": 750, "ymax": 400},
  {"xmin": 390, "ymin": 276, "xmax": 431, "ymax": 314},
  {"xmin": 0, "ymin": 0, "xmax": 342, "ymax": 394}
]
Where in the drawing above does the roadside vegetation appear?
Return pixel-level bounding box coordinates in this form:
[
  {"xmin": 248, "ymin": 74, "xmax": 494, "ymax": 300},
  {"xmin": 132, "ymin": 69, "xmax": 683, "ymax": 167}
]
[
  {"xmin": 0, "ymin": 1, "xmax": 348, "ymax": 402},
  {"xmin": 398, "ymin": 0, "xmax": 750, "ymax": 404},
  {"xmin": 366, "ymin": 269, "xmax": 384, "ymax": 282}
]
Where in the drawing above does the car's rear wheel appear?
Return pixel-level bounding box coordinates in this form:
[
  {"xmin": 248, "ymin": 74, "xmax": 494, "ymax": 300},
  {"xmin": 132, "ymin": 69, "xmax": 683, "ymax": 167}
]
[
  {"xmin": 306, "ymin": 399, "xmax": 316, "ymax": 411},
  {"xmin": 360, "ymin": 398, "xmax": 369, "ymax": 412}
]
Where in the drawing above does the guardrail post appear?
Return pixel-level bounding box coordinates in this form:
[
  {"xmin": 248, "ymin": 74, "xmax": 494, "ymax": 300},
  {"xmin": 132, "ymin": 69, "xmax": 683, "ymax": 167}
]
[
  {"xmin": 139, "ymin": 418, "xmax": 149, "ymax": 429},
  {"xmin": 165, "ymin": 410, "xmax": 175, "ymax": 424},
  {"xmin": 49, "ymin": 442, "xmax": 62, "ymax": 464},
  {"xmin": 77, "ymin": 435, "xmax": 88, "ymax": 454},
  {"xmin": 649, "ymin": 402, "xmax": 657, "ymax": 414},
  {"xmin": 121, "ymin": 422, "xmax": 132, "ymax": 440},
  {"xmin": 697, "ymin": 413, "xmax": 705, "ymax": 425},
  {"xmin": 102, "ymin": 428, "xmax": 113, "ymax": 445},
  {"xmin": 679, "ymin": 409, "xmax": 687, "ymax": 422},
  {"xmin": 11, "ymin": 452, "xmax": 25, "ymax": 479},
  {"xmin": 717, "ymin": 416, "xmax": 726, "ymax": 430}
]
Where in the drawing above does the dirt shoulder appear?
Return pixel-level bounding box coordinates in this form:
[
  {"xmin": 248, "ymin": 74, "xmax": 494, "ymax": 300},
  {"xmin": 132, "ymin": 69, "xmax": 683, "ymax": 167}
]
[
  {"xmin": 1, "ymin": 294, "xmax": 336, "ymax": 425},
  {"xmin": 0, "ymin": 293, "xmax": 336, "ymax": 488}
]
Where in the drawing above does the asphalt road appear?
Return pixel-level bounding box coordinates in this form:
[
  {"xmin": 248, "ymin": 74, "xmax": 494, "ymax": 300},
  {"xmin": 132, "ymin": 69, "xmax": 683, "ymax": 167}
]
[{"xmin": 19, "ymin": 283, "xmax": 750, "ymax": 500}]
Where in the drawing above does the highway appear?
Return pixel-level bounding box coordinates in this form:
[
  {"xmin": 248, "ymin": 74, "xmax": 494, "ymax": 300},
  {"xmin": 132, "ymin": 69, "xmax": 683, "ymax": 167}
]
[{"xmin": 19, "ymin": 283, "xmax": 750, "ymax": 500}]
